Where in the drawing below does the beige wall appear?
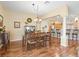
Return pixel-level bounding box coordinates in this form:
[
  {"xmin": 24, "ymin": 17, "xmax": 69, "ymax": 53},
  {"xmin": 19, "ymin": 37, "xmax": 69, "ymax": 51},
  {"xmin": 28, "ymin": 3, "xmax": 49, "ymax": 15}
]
[
  {"xmin": 0, "ymin": 4, "xmax": 4, "ymax": 15},
  {"xmin": 4, "ymin": 11, "xmax": 36, "ymax": 41},
  {"xmin": 0, "ymin": 4, "xmax": 36, "ymax": 41},
  {"xmin": 41, "ymin": 5, "xmax": 68, "ymax": 32}
]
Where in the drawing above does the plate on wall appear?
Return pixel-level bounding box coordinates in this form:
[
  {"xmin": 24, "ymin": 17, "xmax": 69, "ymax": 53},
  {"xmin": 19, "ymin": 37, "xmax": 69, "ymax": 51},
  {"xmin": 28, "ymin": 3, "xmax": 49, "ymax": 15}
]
[{"xmin": 27, "ymin": 18, "xmax": 32, "ymax": 23}]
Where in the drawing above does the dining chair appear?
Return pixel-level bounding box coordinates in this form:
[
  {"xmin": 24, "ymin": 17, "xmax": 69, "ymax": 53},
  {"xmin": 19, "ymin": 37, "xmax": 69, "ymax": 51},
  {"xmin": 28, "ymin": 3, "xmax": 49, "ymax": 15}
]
[
  {"xmin": 22, "ymin": 35, "xmax": 26, "ymax": 51},
  {"xmin": 36, "ymin": 36, "xmax": 45, "ymax": 49},
  {"xmin": 26, "ymin": 33, "xmax": 37, "ymax": 50}
]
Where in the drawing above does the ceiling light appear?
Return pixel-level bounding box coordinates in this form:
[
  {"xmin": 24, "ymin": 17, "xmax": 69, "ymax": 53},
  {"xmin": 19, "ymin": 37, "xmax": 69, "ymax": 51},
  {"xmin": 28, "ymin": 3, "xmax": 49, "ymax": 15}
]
[
  {"xmin": 39, "ymin": 19, "xmax": 42, "ymax": 22},
  {"xmin": 75, "ymin": 17, "xmax": 78, "ymax": 22}
]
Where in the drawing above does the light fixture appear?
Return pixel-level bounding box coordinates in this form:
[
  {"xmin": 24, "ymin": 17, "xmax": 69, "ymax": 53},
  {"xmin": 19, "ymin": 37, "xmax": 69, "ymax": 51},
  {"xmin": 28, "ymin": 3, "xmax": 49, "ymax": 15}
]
[
  {"xmin": 75, "ymin": 17, "xmax": 78, "ymax": 22},
  {"xmin": 39, "ymin": 19, "xmax": 42, "ymax": 22},
  {"xmin": 26, "ymin": 27, "xmax": 30, "ymax": 30},
  {"xmin": 32, "ymin": 3, "xmax": 42, "ymax": 22}
]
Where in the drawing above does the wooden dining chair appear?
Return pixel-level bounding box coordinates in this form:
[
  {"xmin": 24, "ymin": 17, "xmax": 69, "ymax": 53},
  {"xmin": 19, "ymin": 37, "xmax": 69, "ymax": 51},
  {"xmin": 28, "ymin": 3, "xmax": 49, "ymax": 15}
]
[
  {"xmin": 36, "ymin": 36, "xmax": 45, "ymax": 49},
  {"xmin": 26, "ymin": 33, "xmax": 37, "ymax": 50},
  {"xmin": 22, "ymin": 35, "xmax": 26, "ymax": 50},
  {"xmin": 34, "ymin": 32, "xmax": 43, "ymax": 48}
]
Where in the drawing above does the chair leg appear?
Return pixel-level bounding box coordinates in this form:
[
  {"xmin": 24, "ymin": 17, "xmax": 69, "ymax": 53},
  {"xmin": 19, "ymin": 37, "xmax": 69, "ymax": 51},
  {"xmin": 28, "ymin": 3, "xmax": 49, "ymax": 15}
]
[
  {"xmin": 27, "ymin": 43, "xmax": 30, "ymax": 50},
  {"xmin": 44, "ymin": 41, "xmax": 47, "ymax": 47}
]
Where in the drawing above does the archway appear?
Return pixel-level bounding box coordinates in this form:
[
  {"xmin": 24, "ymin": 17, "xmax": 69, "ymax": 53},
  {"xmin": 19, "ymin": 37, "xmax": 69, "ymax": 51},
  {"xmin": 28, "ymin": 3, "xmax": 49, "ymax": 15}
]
[{"xmin": 49, "ymin": 20, "xmax": 62, "ymax": 46}]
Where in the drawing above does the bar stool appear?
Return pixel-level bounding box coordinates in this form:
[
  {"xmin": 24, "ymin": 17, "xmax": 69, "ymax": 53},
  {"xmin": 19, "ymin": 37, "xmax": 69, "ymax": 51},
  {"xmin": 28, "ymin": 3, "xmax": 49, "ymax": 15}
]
[
  {"xmin": 66, "ymin": 29, "xmax": 71, "ymax": 46},
  {"xmin": 56, "ymin": 29, "xmax": 61, "ymax": 45},
  {"xmin": 72, "ymin": 29, "xmax": 78, "ymax": 47},
  {"xmin": 51, "ymin": 29, "xmax": 55, "ymax": 37},
  {"xmin": 52, "ymin": 32, "xmax": 55, "ymax": 37},
  {"xmin": 72, "ymin": 29, "xmax": 78, "ymax": 40},
  {"xmin": 66, "ymin": 33, "xmax": 70, "ymax": 39},
  {"xmin": 66, "ymin": 29, "xmax": 71, "ymax": 39},
  {"xmin": 66, "ymin": 32, "xmax": 70, "ymax": 46},
  {"xmin": 72, "ymin": 33, "xmax": 78, "ymax": 41},
  {"xmin": 57, "ymin": 31, "xmax": 61, "ymax": 39},
  {"xmin": 56, "ymin": 29, "xmax": 59, "ymax": 38}
]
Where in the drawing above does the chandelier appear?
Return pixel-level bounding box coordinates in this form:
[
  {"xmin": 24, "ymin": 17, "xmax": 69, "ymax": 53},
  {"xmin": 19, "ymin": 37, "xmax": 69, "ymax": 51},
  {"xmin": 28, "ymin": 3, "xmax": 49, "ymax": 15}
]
[
  {"xmin": 32, "ymin": 3, "xmax": 42, "ymax": 22},
  {"xmin": 32, "ymin": 2, "xmax": 42, "ymax": 31},
  {"xmin": 75, "ymin": 17, "xmax": 78, "ymax": 22}
]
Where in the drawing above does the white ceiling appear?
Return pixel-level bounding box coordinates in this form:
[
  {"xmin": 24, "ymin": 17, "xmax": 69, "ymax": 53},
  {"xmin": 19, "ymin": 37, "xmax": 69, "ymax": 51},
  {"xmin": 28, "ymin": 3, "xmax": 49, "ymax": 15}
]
[{"xmin": 0, "ymin": 1, "xmax": 79, "ymax": 17}]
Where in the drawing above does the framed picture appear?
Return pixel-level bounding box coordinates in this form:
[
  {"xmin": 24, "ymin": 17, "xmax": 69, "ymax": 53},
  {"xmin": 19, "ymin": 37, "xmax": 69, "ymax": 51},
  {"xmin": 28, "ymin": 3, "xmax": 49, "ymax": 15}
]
[{"xmin": 14, "ymin": 21, "xmax": 20, "ymax": 28}]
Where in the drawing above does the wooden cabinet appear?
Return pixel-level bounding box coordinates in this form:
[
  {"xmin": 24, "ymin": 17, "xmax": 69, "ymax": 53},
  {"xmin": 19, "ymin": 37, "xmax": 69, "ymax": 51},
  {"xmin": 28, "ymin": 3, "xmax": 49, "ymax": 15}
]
[
  {"xmin": 0, "ymin": 32, "xmax": 10, "ymax": 56},
  {"xmin": 24, "ymin": 26, "xmax": 35, "ymax": 34}
]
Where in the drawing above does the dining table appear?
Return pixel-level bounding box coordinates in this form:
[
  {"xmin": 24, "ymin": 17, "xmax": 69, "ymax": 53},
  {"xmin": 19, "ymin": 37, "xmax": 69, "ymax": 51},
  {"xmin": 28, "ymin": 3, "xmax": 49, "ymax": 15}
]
[{"xmin": 22, "ymin": 32, "xmax": 52, "ymax": 50}]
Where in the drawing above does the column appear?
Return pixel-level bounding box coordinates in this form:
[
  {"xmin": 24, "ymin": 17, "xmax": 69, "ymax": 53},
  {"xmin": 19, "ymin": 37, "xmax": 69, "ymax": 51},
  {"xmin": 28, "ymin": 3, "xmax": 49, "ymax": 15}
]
[{"xmin": 61, "ymin": 17, "xmax": 68, "ymax": 47}]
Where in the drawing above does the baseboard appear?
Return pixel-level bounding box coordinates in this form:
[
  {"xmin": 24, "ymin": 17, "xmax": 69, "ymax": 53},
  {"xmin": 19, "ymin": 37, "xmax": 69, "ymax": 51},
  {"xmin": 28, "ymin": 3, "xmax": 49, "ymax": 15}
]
[{"xmin": 10, "ymin": 39, "xmax": 22, "ymax": 42}]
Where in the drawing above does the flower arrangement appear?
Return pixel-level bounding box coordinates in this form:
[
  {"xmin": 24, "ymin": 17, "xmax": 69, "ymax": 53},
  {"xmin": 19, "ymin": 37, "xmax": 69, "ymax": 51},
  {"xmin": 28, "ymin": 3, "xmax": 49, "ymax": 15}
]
[{"xmin": 0, "ymin": 26, "xmax": 5, "ymax": 33}]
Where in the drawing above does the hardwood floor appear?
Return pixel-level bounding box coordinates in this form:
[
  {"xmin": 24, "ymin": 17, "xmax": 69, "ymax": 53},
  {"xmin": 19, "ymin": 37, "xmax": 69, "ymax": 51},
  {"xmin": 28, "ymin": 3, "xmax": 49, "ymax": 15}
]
[{"xmin": 1, "ymin": 37, "xmax": 79, "ymax": 57}]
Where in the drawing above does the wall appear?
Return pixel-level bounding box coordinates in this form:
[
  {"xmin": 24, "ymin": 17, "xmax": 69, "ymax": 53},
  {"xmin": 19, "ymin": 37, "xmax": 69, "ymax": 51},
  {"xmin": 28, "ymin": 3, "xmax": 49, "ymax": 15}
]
[
  {"xmin": 42, "ymin": 5, "xmax": 68, "ymax": 19},
  {"xmin": 0, "ymin": 4, "xmax": 68, "ymax": 41},
  {"xmin": 4, "ymin": 11, "xmax": 36, "ymax": 41},
  {"xmin": 0, "ymin": 4, "xmax": 4, "ymax": 16},
  {"xmin": 41, "ymin": 5, "xmax": 68, "ymax": 32},
  {"xmin": 41, "ymin": 19, "xmax": 49, "ymax": 32}
]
